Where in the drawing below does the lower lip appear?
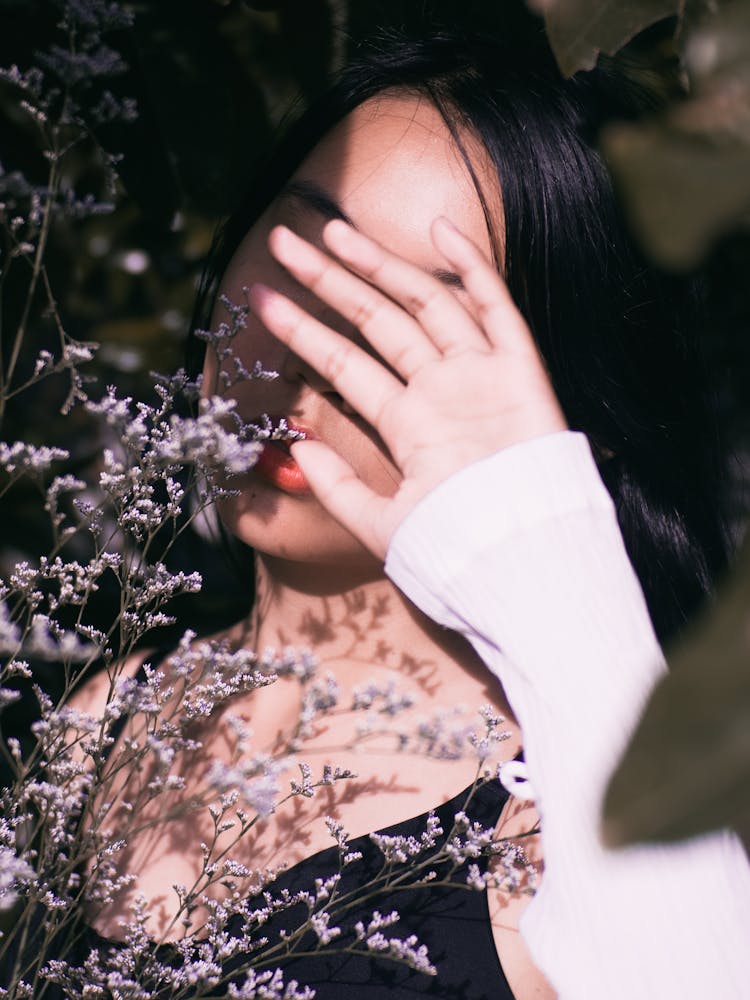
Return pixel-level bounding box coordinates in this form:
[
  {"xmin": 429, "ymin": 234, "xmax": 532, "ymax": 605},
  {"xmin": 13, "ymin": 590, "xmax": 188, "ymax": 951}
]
[{"xmin": 254, "ymin": 442, "xmax": 311, "ymax": 495}]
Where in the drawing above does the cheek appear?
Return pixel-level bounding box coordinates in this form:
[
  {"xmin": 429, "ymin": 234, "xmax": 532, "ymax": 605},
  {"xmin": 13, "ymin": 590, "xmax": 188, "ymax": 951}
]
[
  {"xmin": 340, "ymin": 424, "xmax": 401, "ymax": 498},
  {"xmin": 202, "ymin": 274, "xmax": 286, "ymax": 399},
  {"xmin": 201, "ymin": 320, "xmax": 287, "ymax": 404}
]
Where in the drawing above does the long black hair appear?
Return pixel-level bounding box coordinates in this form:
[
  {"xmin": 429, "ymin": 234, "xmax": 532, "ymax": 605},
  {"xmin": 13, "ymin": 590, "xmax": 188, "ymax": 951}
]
[{"xmin": 188, "ymin": 17, "xmax": 731, "ymax": 647}]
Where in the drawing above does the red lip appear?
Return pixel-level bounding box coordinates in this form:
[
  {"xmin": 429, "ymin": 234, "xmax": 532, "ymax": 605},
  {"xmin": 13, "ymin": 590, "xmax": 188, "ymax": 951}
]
[
  {"xmin": 284, "ymin": 419, "xmax": 315, "ymax": 440},
  {"xmin": 253, "ymin": 418, "xmax": 317, "ymax": 495}
]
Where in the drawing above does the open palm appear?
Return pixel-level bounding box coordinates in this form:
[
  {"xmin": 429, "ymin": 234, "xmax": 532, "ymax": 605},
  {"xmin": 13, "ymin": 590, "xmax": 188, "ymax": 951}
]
[{"xmin": 247, "ymin": 216, "xmax": 567, "ymax": 559}]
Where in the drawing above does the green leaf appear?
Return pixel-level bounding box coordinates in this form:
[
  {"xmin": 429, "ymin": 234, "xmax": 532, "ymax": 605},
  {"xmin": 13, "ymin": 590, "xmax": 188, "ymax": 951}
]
[
  {"xmin": 602, "ymin": 529, "xmax": 750, "ymax": 846},
  {"xmin": 603, "ymin": 123, "xmax": 750, "ymax": 269},
  {"xmin": 601, "ymin": 0, "xmax": 750, "ymax": 268},
  {"xmin": 534, "ymin": 0, "xmax": 684, "ymax": 75}
]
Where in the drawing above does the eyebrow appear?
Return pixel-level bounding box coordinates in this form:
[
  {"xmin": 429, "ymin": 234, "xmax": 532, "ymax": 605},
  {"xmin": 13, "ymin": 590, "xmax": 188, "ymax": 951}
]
[
  {"xmin": 280, "ymin": 179, "xmax": 465, "ymax": 291},
  {"xmin": 281, "ymin": 180, "xmax": 356, "ymax": 227}
]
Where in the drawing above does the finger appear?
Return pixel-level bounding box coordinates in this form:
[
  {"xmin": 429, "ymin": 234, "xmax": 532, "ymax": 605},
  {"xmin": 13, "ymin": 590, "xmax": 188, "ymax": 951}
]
[
  {"xmin": 269, "ymin": 225, "xmax": 440, "ymax": 379},
  {"xmin": 431, "ymin": 217, "xmax": 538, "ymax": 354},
  {"xmin": 247, "ymin": 282, "xmax": 402, "ymax": 431},
  {"xmin": 321, "ymin": 218, "xmax": 489, "ymax": 354},
  {"xmin": 290, "ymin": 439, "xmax": 389, "ymax": 559}
]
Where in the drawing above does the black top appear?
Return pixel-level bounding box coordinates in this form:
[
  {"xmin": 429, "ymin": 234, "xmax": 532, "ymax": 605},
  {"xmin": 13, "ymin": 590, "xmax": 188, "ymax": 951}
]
[
  {"xmin": 221, "ymin": 776, "xmax": 517, "ymax": 999},
  {"xmin": 71, "ymin": 781, "xmax": 515, "ymax": 999},
  {"xmin": 37, "ymin": 650, "xmax": 519, "ymax": 999}
]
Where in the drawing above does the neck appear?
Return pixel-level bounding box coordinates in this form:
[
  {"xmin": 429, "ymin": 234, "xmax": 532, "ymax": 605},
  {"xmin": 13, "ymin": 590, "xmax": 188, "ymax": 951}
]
[{"xmin": 245, "ymin": 553, "xmax": 497, "ymax": 703}]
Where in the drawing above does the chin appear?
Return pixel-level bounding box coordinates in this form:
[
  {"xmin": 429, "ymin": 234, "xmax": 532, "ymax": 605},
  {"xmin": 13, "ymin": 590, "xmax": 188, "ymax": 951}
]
[{"xmin": 216, "ymin": 486, "xmax": 376, "ymax": 569}]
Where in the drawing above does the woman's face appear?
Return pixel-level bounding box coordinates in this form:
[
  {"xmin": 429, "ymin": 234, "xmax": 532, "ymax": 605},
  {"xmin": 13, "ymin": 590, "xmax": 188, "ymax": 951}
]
[{"xmin": 204, "ymin": 92, "xmax": 499, "ymax": 570}]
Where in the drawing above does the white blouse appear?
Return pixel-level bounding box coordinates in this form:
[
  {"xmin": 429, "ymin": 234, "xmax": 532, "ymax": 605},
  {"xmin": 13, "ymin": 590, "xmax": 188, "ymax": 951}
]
[{"xmin": 385, "ymin": 430, "xmax": 750, "ymax": 1000}]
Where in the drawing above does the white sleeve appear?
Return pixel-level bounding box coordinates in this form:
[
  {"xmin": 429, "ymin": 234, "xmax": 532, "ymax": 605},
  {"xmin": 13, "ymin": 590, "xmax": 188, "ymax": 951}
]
[{"xmin": 385, "ymin": 429, "xmax": 750, "ymax": 1000}]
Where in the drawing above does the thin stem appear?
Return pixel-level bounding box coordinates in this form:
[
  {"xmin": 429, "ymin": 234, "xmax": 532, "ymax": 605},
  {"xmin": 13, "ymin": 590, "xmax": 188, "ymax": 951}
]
[{"xmin": 0, "ymin": 158, "xmax": 60, "ymax": 426}]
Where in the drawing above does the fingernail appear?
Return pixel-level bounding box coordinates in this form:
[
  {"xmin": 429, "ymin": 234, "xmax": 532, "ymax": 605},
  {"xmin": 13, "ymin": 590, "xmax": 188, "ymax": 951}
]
[
  {"xmin": 247, "ymin": 283, "xmax": 293, "ymax": 321},
  {"xmin": 323, "ymin": 219, "xmax": 378, "ymax": 267},
  {"xmin": 323, "ymin": 218, "xmax": 354, "ymax": 237},
  {"xmin": 247, "ymin": 282, "xmax": 273, "ymax": 308},
  {"xmin": 268, "ymin": 224, "xmax": 298, "ymax": 260},
  {"xmin": 434, "ymin": 216, "xmax": 461, "ymax": 238},
  {"xmin": 324, "ymin": 218, "xmax": 368, "ymax": 253}
]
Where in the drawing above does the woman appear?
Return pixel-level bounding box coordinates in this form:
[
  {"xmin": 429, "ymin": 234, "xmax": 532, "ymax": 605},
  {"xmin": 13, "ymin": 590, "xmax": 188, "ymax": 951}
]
[{"xmin": 73, "ymin": 21, "xmax": 750, "ymax": 1000}]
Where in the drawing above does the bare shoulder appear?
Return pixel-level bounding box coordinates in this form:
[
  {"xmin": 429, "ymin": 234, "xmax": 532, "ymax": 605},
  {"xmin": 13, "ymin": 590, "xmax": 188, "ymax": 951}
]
[
  {"xmin": 66, "ymin": 619, "xmax": 252, "ymax": 722},
  {"xmin": 61, "ymin": 650, "xmax": 154, "ymax": 772},
  {"xmin": 66, "ymin": 650, "xmax": 152, "ymax": 719},
  {"xmin": 487, "ymin": 795, "xmax": 557, "ymax": 999}
]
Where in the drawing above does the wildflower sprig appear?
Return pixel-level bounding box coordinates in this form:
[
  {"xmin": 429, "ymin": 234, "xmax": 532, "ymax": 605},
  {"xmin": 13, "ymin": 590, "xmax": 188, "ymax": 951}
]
[
  {"xmin": 0, "ymin": 0, "xmax": 136, "ymax": 426},
  {"xmin": 2, "ymin": 619, "xmax": 539, "ymax": 999},
  {"xmin": 0, "ymin": 5, "xmax": 541, "ymax": 997},
  {"xmin": 195, "ymin": 291, "xmax": 280, "ymax": 393}
]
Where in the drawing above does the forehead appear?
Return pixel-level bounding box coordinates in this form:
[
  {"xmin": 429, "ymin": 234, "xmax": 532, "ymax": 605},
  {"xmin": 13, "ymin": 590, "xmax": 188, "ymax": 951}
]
[{"xmin": 289, "ymin": 93, "xmax": 498, "ymax": 264}]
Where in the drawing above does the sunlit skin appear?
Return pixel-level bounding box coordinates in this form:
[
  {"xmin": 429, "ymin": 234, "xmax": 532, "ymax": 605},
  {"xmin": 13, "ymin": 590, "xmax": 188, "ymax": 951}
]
[{"xmin": 74, "ymin": 94, "xmax": 563, "ymax": 996}]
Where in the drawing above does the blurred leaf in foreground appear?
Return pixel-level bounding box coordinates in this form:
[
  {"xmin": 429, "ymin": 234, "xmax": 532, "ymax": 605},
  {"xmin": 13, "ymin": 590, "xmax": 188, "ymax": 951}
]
[
  {"xmin": 531, "ymin": 0, "xmax": 682, "ymax": 75},
  {"xmin": 602, "ymin": 0, "xmax": 750, "ymax": 268},
  {"xmin": 603, "ymin": 528, "xmax": 750, "ymax": 846}
]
